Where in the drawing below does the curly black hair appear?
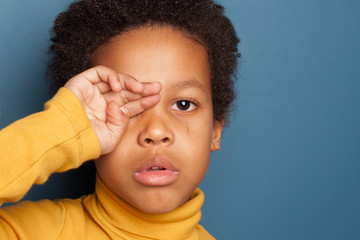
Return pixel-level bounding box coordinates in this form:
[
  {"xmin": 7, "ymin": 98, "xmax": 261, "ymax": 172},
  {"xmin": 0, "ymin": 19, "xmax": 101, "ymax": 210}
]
[{"xmin": 47, "ymin": 0, "xmax": 240, "ymax": 122}]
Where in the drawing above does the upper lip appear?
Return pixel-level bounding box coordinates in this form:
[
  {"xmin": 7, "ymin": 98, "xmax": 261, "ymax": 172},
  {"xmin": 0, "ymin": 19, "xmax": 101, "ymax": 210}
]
[{"xmin": 135, "ymin": 156, "xmax": 179, "ymax": 173}]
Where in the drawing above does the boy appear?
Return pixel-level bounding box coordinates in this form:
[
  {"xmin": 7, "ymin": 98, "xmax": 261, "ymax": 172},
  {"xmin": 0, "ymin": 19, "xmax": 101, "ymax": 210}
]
[{"xmin": 0, "ymin": 0, "xmax": 240, "ymax": 239}]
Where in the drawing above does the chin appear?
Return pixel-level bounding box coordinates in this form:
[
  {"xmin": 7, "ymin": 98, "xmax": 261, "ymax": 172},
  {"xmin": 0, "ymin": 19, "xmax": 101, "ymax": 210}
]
[
  {"xmin": 130, "ymin": 189, "xmax": 190, "ymax": 214},
  {"xmin": 133, "ymin": 197, "xmax": 181, "ymax": 214}
]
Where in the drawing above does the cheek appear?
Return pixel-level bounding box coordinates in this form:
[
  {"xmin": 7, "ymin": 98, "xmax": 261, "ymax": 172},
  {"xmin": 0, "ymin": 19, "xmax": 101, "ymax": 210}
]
[
  {"xmin": 95, "ymin": 152, "xmax": 121, "ymax": 178},
  {"xmin": 186, "ymin": 114, "xmax": 214, "ymax": 146},
  {"xmin": 95, "ymin": 130, "xmax": 137, "ymax": 176},
  {"xmin": 105, "ymin": 127, "xmax": 138, "ymax": 160},
  {"xmin": 180, "ymin": 119, "xmax": 213, "ymax": 165}
]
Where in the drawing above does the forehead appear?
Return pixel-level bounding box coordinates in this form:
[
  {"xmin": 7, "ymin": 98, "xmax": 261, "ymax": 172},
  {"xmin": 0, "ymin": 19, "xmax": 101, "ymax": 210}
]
[{"xmin": 91, "ymin": 26, "xmax": 211, "ymax": 91}]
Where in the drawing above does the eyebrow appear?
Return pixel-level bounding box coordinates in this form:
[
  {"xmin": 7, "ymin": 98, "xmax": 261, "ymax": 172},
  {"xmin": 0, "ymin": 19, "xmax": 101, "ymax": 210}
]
[{"xmin": 170, "ymin": 79, "xmax": 208, "ymax": 92}]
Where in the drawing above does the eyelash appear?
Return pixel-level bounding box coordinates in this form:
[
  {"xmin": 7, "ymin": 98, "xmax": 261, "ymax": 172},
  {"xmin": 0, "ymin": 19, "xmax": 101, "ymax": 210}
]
[{"xmin": 170, "ymin": 98, "xmax": 199, "ymax": 112}]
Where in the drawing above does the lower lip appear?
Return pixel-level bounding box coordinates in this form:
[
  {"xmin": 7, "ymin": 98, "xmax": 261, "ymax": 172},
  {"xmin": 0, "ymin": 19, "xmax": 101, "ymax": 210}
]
[{"xmin": 134, "ymin": 170, "xmax": 179, "ymax": 186}]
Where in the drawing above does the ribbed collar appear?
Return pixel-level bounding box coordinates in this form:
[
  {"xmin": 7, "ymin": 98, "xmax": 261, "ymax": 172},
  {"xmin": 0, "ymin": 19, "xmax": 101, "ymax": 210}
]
[{"xmin": 87, "ymin": 176, "xmax": 205, "ymax": 239}]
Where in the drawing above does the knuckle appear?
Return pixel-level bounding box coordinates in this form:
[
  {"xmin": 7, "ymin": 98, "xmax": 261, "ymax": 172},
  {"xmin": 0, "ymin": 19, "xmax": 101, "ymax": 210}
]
[{"xmin": 121, "ymin": 92, "xmax": 129, "ymax": 103}]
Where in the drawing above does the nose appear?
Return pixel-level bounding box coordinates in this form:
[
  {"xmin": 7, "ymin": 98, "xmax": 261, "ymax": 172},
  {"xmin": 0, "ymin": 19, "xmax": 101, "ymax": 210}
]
[{"xmin": 137, "ymin": 111, "xmax": 175, "ymax": 147}]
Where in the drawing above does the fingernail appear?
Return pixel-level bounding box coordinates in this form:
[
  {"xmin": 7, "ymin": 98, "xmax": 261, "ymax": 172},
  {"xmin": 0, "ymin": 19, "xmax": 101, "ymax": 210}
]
[{"xmin": 119, "ymin": 106, "xmax": 129, "ymax": 116}]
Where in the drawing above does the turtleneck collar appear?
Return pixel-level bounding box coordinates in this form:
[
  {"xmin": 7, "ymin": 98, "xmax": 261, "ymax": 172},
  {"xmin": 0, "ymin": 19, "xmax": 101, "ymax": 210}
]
[{"xmin": 86, "ymin": 175, "xmax": 205, "ymax": 239}]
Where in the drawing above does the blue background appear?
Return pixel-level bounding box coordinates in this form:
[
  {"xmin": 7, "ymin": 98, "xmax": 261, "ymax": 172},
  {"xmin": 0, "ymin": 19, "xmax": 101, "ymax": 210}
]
[{"xmin": 1, "ymin": 0, "xmax": 360, "ymax": 239}]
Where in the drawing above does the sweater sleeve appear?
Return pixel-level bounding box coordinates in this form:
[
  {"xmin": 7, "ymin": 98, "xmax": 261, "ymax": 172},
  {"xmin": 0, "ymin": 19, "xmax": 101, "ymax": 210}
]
[{"xmin": 0, "ymin": 87, "xmax": 101, "ymax": 206}]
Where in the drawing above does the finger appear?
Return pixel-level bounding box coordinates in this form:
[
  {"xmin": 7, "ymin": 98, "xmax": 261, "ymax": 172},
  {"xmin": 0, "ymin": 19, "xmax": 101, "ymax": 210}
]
[
  {"xmin": 106, "ymin": 73, "xmax": 162, "ymax": 96},
  {"xmin": 95, "ymin": 81, "xmax": 112, "ymax": 94},
  {"xmin": 142, "ymin": 82, "xmax": 162, "ymax": 96},
  {"xmin": 77, "ymin": 66, "xmax": 146, "ymax": 94},
  {"xmin": 102, "ymin": 101, "xmax": 128, "ymax": 154},
  {"xmin": 118, "ymin": 73, "xmax": 144, "ymax": 93},
  {"xmin": 106, "ymin": 101, "xmax": 127, "ymax": 129},
  {"xmin": 103, "ymin": 82, "xmax": 162, "ymax": 99},
  {"xmin": 92, "ymin": 72, "xmax": 152, "ymax": 95},
  {"xmin": 76, "ymin": 66, "xmax": 120, "ymax": 86},
  {"xmin": 103, "ymin": 90, "xmax": 143, "ymax": 106},
  {"xmin": 119, "ymin": 94, "xmax": 161, "ymax": 118},
  {"xmin": 93, "ymin": 77, "xmax": 130, "ymax": 95}
]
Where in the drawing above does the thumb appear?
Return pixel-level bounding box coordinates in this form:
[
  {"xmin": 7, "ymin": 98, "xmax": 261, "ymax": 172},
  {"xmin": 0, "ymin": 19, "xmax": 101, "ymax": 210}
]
[
  {"xmin": 106, "ymin": 100, "xmax": 129, "ymax": 133},
  {"xmin": 103, "ymin": 101, "xmax": 129, "ymax": 152}
]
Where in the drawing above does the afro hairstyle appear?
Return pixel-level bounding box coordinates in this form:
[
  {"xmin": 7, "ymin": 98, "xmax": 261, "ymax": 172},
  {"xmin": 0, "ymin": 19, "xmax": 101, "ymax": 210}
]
[{"xmin": 47, "ymin": 0, "xmax": 240, "ymax": 122}]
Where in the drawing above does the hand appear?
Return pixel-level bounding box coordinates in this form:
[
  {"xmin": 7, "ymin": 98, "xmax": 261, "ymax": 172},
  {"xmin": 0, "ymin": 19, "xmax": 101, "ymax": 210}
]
[{"xmin": 64, "ymin": 66, "xmax": 161, "ymax": 154}]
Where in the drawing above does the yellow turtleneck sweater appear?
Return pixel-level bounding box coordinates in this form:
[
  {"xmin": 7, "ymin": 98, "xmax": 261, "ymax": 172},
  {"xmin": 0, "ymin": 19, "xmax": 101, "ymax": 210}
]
[{"xmin": 0, "ymin": 88, "xmax": 215, "ymax": 240}]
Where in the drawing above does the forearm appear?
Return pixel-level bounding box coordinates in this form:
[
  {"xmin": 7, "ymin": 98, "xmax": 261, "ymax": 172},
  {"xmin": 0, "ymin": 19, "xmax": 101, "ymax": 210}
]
[{"xmin": 0, "ymin": 88, "xmax": 100, "ymax": 205}]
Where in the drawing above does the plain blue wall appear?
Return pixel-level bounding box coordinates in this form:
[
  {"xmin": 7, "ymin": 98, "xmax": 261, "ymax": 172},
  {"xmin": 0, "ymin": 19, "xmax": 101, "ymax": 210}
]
[{"xmin": 1, "ymin": 0, "xmax": 360, "ymax": 239}]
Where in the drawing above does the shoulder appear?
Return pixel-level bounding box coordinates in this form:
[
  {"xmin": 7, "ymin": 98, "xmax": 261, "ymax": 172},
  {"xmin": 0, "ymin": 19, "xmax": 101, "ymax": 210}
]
[{"xmin": 0, "ymin": 197, "xmax": 88, "ymax": 239}]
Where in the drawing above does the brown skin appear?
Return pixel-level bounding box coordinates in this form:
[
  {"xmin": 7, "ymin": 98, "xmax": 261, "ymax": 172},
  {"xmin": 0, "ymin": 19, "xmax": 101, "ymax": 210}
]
[
  {"xmin": 91, "ymin": 26, "xmax": 223, "ymax": 214},
  {"xmin": 65, "ymin": 66, "xmax": 162, "ymax": 154}
]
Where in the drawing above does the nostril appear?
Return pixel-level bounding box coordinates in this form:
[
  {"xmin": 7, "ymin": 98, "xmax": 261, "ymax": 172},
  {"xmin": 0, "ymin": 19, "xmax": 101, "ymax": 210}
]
[
  {"xmin": 144, "ymin": 138, "xmax": 152, "ymax": 144},
  {"xmin": 141, "ymin": 137, "xmax": 172, "ymax": 146}
]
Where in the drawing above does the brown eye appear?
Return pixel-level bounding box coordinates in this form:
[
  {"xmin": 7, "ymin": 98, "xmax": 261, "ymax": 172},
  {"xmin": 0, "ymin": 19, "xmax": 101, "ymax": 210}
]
[
  {"xmin": 171, "ymin": 100, "xmax": 197, "ymax": 112},
  {"xmin": 177, "ymin": 100, "xmax": 190, "ymax": 110}
]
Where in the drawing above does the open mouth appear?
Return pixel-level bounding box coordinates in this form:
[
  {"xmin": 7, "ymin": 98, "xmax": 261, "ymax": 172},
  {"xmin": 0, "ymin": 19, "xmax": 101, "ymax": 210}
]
[
  {"xmin": 147, "ymin": 166, "xmax": 167, "ymax": 171},
  {"xmin": 134, "ymin": 157, "xmax": 179, "ymax": 186}
]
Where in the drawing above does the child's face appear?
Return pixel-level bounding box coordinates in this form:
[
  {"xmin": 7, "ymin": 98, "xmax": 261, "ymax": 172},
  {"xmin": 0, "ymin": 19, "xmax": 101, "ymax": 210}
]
[{"xmin": 92, "ymin": 26, "xmax": 223, "ymax": 214}]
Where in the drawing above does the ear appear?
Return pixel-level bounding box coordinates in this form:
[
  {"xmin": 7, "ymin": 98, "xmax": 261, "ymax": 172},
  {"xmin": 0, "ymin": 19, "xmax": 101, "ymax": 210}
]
[{"xmin": 211, "ymin": 120, "xmax": 224, "ymax": 152}]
